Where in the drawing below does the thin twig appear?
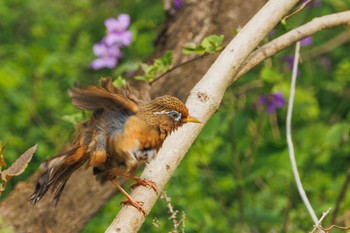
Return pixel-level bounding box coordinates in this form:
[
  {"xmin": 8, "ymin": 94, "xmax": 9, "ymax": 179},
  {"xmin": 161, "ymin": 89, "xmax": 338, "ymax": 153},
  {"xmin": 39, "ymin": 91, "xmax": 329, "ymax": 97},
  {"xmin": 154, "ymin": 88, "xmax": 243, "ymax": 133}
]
[
  {"xmin": 105, "ymin": 1, "xmax": 302, "ymax": 231},
  {"xmin": 233, "ymin": 11, "xmax": 350, "ymax": 84},
  {"xmin": 181, "ymin": 211, "xmax": 186, "ymax": 233},
  {"xmin": 310, "ymin": 208, "xmax": 331, "ymax": 233},
  {"xmin": 283, "ymin": 0, "xmax": 313, "ymax": 21},
  {"xmin": 320, "ymin": 224, "xmax": 350, "ymax": 231},
  {"xmin": 151, "ymin": 12, "xmax": 350, "ymax": 87},
  {"xmin": 161, "ymin": 191, "xmax": 181, "ymax": 233},
  {"xmin": 286, "ymin": 41, "xmax": 318, "ymax": 224},
  {"xmin": 149, "ymin": 52, "xmax": 212, "ymax": 85}
]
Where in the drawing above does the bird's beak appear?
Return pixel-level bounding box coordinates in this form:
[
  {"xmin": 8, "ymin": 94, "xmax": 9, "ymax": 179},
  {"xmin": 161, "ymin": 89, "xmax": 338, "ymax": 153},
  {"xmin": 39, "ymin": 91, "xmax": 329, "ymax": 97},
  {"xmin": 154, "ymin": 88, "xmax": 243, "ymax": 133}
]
[{"xmin": 183, "ymin": 116, "xmax": 201, "ymax": 123}]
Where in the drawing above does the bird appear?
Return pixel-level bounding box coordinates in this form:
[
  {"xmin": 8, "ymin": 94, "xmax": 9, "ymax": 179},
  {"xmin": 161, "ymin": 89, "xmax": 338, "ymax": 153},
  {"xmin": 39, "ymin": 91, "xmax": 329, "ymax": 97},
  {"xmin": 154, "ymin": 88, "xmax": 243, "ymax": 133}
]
[{"xmin": 30, "ymin": 77, "xmax": 200, "ymax": 215}]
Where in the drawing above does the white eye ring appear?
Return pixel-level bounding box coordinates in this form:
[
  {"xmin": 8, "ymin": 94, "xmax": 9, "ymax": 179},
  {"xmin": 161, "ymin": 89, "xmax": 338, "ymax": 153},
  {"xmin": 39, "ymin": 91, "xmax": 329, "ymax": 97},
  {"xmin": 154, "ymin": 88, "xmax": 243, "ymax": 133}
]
[
  {"xmin": 153, "ymin": 111, "xmax": 182, "ymax": 122},
  {"xmin": 167, "ymin": 111, "xmax": 181, "ymax": 122}
]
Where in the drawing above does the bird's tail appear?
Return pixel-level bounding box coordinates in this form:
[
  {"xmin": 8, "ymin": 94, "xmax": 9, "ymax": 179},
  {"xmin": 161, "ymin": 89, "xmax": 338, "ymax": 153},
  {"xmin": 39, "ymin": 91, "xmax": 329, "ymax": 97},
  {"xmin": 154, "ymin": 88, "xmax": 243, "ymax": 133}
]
[{"xmin": 30, "ymin": 146, "xmax": 88, "ymax": 205}]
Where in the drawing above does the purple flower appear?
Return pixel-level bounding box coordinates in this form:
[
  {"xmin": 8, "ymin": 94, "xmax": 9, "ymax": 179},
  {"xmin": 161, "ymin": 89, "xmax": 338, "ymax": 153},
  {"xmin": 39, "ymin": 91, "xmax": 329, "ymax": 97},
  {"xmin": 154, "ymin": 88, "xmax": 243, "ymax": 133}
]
[
  {"xmin": 104, "ymin": 30, "xmax": 132, "ymax": 47},
  {"xmin": 91, "ymin": 43, "xmax": 122, "ymax": 70},
  {"xmin": 104, "ymin": 14, "xmax": 132, "ymax": 46},
  {"xmin": 173, "ymin": 0, "xmax": 182, "ymax": 10},
  {"xmin": 300, "ymin": 36, "xmax": 313, "ymax": 46},
  {"xmin": 105, "ymin": 14, "xmax": 130, "ymax": 32},
  {"xmin": 91, "ymin": 14, "xmax": 133, "ymax": 70},
  {"xmin": 259, "ymin": 92, "xmax": 286, "ymax": 113}
]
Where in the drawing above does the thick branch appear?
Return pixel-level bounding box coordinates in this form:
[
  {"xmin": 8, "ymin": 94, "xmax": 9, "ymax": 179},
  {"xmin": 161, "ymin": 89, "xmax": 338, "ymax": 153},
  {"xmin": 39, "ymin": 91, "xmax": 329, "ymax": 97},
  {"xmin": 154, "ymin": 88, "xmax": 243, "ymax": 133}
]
[
  {"xmin": 233, "ymin": 11, "xmax": 350, "ymax": 83},
  {"xmin": 106, "ymin": 0, "xmax": 301, "ymax": 232},
  {"xmin": 0, "ymin": 1, "xmax": 267, "ymax": 232}
]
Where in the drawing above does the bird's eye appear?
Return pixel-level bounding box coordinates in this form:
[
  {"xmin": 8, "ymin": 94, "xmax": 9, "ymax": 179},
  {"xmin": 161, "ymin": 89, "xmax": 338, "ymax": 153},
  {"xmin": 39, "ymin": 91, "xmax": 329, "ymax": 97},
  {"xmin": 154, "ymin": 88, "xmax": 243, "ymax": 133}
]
[{"xmin": 167, "ymin": 111, "xmax": 181, "ymax": 122}]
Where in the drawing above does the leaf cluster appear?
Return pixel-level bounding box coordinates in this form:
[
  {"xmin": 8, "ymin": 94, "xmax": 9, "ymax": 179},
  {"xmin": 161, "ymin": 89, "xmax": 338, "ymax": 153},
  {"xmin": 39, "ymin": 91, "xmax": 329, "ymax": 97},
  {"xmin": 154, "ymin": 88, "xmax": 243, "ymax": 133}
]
[
  {"xmin": 1, "ymin": 0, "xmax": 350, "ymax": 232},
  {"xmin": 183, "ymin": 35, "xmax": 224, "ymax": 54},
  {"xmin": 135, "ymin": 51, "xmax": 173, "ymax": 82}
]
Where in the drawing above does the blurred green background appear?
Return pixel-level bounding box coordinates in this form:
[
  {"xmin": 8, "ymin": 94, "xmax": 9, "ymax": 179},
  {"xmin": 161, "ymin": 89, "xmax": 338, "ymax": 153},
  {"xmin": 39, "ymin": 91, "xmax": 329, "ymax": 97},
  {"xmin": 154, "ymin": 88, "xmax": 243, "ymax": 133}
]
[{"xmin": 1, "ymin": 0, "xmax": 350, "ymax": 232}]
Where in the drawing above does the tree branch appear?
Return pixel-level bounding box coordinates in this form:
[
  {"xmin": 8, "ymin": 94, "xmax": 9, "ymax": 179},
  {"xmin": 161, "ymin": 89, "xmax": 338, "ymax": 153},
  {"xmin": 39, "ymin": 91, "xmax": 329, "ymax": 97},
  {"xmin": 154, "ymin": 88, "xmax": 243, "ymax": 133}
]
[
  {"xmin": 310, "ymin": 208, "xmax": 331, "ymax": 233},
  {"xmin": 303, "ymin": 29, "xmax": 350, "ymax": 60},
  {"xmin": 105, "ymin": 0, "xmax": 301, "ymax": 232},
  {"xmin": 0, "ymin": 1, "xmax": 268, "ymax": 232},
  {"xmin": 233, "ymin": 11, "xmax": 350, "ymax": 83}
]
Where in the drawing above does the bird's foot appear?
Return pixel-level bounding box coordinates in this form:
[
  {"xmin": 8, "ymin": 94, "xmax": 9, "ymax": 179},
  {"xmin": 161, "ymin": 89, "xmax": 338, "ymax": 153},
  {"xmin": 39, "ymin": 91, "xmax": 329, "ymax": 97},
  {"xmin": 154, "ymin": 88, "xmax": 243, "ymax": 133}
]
[
  {"xmin": 121, "ymin": 198, "xmax": 146, "ymax": 216},
  {"xmin": 109, "ymin": 179, "xmax": 148, "ymax": 216},
  {"xmin": 130, "ymin": 177, "xmax": 157, "ymax": 193}
]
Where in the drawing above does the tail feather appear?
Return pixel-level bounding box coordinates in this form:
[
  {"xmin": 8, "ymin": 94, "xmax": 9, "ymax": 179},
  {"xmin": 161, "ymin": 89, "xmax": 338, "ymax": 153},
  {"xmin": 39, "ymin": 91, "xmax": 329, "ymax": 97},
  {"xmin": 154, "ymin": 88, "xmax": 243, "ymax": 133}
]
[
  {"xmin": 30, "ymin": 146, "xmax": 88, "ymax": 205},
  {"xmin": 29, "ymin": 155, "xmax": 65, "ymax": 205},
  {"xmin": 50, "ymin": 156, "xmax": 88, "ymax": 205},
  {"xmin": 29, "ymin": 162, "xmax": 52, "ymax": 205}
]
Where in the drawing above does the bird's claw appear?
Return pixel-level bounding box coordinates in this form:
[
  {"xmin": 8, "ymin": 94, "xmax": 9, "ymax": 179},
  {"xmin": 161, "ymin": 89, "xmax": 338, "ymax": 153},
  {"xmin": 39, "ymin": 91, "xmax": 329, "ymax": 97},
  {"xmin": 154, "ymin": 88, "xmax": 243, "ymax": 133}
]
[
  {"xmin": 121, "ymin": 199, "xmax": 146, "ymax": 216},
  {"xmin": 130, "ymin": 178, "xmax": 157, "ymax": 193}
]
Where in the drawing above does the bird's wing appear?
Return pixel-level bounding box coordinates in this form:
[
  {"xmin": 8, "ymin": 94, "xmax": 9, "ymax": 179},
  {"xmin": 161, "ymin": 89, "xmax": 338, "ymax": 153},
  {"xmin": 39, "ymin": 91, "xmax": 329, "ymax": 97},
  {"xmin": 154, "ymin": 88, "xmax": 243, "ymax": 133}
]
[{"xmin": 68, "ymin": 77, "xmax": 139, "ymax": 113}]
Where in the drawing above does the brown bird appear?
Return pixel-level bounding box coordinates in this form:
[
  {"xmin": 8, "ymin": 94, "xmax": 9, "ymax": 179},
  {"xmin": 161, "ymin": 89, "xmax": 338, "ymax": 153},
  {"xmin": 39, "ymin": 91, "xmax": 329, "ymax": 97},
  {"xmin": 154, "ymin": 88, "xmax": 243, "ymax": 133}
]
[{"xmin": 30, "ymin": 77, "xmax": 200, "ymax": 215}]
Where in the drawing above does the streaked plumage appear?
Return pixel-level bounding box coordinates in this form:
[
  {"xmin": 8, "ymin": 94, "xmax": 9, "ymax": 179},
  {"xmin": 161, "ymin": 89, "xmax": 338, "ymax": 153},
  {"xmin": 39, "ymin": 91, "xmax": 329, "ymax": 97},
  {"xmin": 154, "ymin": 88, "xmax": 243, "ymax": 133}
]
[{"xmin": 30, "ymin": 78, "xmax": 200, "ymax": 213}]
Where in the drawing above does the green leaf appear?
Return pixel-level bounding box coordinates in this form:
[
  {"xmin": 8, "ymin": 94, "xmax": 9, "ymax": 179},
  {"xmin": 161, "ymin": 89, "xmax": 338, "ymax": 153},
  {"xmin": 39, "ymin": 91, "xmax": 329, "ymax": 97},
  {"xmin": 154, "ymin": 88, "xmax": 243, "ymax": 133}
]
[
  {"xmin": 201, "ymin": 34, "xmax": 224, "ymax": 53},
  {"xmin": 135, "ymin": 74, "xmax": 155, "ymax": 82},
  {"xmin": 140, "ymin": 63, "xmax": 151, "ymax": 73},
  {"xmin": 137, "ymin": 51, "xmax": 173, "ymax": 83},
  {"xmin": 135, "ymin": 75, "xmax": 147, "ymax": 81},
  {"xmin": 112, "ymin": 76, "xmax": 127, "ymax": 88},
  {"xmin": 280, "ymin": 18, "xmax": 287, "ymax": 30},
  {"xmin": 182, "ymin": 43, "xmax": 206, "ymax": 54},
  {"xmin": 153, "ymin": 50, "xmax": 173, "ymax": 72},
  {"xmin": 182, "ymin": 35, "xmax": 224, "ymax": 54}
]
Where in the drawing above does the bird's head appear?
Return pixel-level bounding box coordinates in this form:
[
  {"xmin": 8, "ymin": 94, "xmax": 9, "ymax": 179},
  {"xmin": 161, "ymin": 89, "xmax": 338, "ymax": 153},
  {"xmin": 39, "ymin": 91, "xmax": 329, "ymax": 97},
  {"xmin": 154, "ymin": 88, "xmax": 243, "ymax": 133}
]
[{"xmin": 138, "ymin": 95, "xmax": 201, "ymax": 135}]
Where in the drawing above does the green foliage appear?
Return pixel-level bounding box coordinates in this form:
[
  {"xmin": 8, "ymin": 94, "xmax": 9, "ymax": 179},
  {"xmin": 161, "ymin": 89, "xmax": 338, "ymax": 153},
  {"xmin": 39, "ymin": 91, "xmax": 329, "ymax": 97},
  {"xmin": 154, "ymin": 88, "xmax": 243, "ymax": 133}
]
[
  {"xmin": 141, "ymin": 2, "xmax": 350, "ymax": 232},
  {"xmin": 2, "ymin": 0, "xmax": 350, "ymax": 232},
  {"xmin": 0, "ymin": 0, "xmax": 164, "ymax": 196},
  {"xmin": 183, "ymin": 34, "xmax": 224, "ymax": 54},
  {"xmin": 112, "ymin": 76, "xmax": 128, "ymax": 88},
  {"xmin": 281, "ymin": 18, "xmax": 288, "ymax": 30},
  {"xmin": 135, "ymin": 51, "xmax": 173, "ymax": 82}
]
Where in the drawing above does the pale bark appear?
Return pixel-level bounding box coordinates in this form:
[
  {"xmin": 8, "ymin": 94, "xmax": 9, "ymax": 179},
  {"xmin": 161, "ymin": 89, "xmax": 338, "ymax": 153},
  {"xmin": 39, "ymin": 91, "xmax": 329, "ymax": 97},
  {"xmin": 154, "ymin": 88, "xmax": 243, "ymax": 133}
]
[
  {"xmin": 235, "ymin": 11, "xmax": 350, "ymax": 82},
  {"xmin": 2, "ymin": 1, "xmax": 349, "ymax": 232},
  {"xmin": 0, "ymin": 1, "xmax": 266, "ymax": 232},
  {"xmin": 106, "ymin": 0, "xmax": 302, "ymax": 232}
]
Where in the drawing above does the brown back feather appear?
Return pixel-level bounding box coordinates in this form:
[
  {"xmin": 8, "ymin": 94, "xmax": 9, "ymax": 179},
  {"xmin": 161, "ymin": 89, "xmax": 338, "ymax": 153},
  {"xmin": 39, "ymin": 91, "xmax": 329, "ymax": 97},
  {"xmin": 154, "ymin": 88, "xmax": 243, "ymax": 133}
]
[{"xmin": 68, "ymin": 78, "xmax": 139, "ymax": 113}]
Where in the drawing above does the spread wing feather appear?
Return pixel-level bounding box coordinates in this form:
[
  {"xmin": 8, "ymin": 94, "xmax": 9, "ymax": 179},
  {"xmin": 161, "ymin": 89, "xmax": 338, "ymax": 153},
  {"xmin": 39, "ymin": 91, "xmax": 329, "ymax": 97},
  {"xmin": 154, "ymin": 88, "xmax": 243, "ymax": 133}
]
[
  {"xmin": 68, "ymin": 78, "xmax": 139, "ymax": 113},
  {"xmin": 30, "ymin": 77, "xmax": 141, "ymax": 205}
]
